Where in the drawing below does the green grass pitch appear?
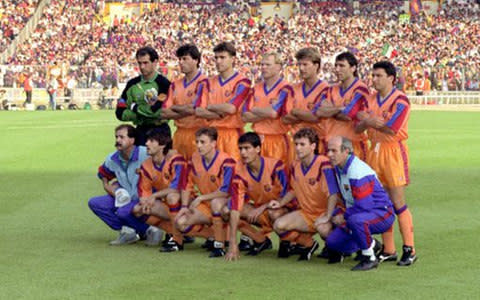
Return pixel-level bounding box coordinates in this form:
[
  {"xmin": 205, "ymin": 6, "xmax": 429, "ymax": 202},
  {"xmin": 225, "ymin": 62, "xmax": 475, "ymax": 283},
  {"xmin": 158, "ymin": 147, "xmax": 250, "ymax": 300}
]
[{"xmin": 0, "ymin": 110, "xmax": 479, "ymax": 299}]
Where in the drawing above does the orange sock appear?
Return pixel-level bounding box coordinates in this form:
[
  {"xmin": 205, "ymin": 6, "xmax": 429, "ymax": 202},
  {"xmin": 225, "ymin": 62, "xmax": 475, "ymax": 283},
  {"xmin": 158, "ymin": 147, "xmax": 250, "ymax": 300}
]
[
  {"xmin": 146, "ymin": 216, "xmax": 162, "ymax": 227},
  {"xmin": 145, "ymin": 216, "xmax": 172, "ymax": 233},
  {"xmin": 168, "ymin": 203, "xmax": 183, "ymax": 245},
  {"xmin": 223, "ymin": 223, "xmax": 229, "ymax": 242},
  {"xmin": 184, "ymin": 224, "xmax": 213, "ymax": 239},
  {"xmin": 381, "ymin": 225, "xmax": 396, "ymax": 254},
  {"xmin": 278, "ymin": 231, "xmax": 299, "ymax": 243},
  {"xmin": 397, "ymin": 207, "xmax": 415, "ymax": 251},
  {"xmin": 295, "ymin": 233, "xmax": 314, "ymax": 248},
  {"xmin": 238, "ymin": 220, "xmax": 265, "ymax": 243},
  {"xmin": 212, "ymin": 213, "xmax": 225, "ymax": 243}
]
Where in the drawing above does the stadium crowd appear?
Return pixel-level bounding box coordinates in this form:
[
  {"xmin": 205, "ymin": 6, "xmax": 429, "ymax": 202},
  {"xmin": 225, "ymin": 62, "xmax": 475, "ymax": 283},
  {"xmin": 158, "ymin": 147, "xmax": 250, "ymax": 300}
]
[
  {"xmin": 0, "ymin": 0, "xmax": 39, "ymax": 53},
  {"xmin": 1, "ymin": 0, "xmax": 479, "ymax": 91}
]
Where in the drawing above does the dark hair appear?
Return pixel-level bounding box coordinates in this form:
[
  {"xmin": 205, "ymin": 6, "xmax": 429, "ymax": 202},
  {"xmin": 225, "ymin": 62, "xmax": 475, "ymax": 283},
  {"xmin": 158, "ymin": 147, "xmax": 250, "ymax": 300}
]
[
  {"xmin": 176, "ymin": 44, "xmax": 201, "ymax": 68},
  {"xmin": 195, "ymin": 127, "xmax": 218, "ymax": 141},
  {"xmin": 115, "ymin": 124, "xmax": 136, "ymax": 139},
  {"xmin": 146, "ymin": 129, "xmax": 172, "ymax": 155},
  {"xmin": 213, "ymin": 42, "xmax": 236, "ymax": 57},
  {"xmin": 335, "ymin": 52, "xmax": 359, "ymax": 77},
  {"xmin": 238, "ymin": 132, "xmax": 261, "ymax": 149},
  {"xmin": 373, "ymin": 61, "xmax": 396, "ymax": 83},
  {"xmin": 293, "ymin": 127, "xmax": 319, "ymax": 155},
  {"xmin": 135, "ymin": 46, "xmax": 159, "ymax": 62},
  {"xmin": 295, "ymin": 47, "xmax": 321, "ymax": 72}
]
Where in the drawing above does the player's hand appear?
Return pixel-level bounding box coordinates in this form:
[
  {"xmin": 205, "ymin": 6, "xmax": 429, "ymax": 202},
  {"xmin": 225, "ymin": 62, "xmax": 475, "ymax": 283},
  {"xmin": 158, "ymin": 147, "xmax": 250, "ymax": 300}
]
[
  {"xmin": 332, "ymin": 214, "xmax": 345, "ymax": 226},
  {"xmin": 268, "ymin": 200, "xmax": 281, "ymax": 209},
  {"xmin": 314, "ymin": 215, "xmax": 331, "ymax": 227},
  {"xmin": 356, "ymin": 111, "xmax": 369, "ymax": 121},
  {"xmin": 247, "ymin": 207, "xmax": 265, "ymax": 223},
  {"xmin": 190, "ymin": 196, "xmax": 204, "ymax": 209},
  {"xmin": 225, "ymin": 245, "xmax": 240, "ymax": 262},
  {"xmin": 176, "ymin": 207, "xmax": 190, "ymax": 221},
  {"xmin": 368, "ymin": 116, "xmax": 384, "ymax": 129}
]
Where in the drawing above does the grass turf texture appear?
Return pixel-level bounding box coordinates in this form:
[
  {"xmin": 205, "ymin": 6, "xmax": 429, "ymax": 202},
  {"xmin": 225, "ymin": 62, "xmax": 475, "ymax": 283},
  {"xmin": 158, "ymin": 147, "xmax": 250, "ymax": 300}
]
[{"xmin": 0, "ymin": 110, "xmax": 479, "ymax": 299}]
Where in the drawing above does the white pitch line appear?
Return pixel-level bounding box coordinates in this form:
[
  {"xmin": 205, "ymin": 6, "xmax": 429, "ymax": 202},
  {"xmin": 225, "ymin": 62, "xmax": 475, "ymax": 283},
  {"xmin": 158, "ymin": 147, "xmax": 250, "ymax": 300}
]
[{"xmin": 4, "ymin": 122, "xmax": 118, "ymax": 130}]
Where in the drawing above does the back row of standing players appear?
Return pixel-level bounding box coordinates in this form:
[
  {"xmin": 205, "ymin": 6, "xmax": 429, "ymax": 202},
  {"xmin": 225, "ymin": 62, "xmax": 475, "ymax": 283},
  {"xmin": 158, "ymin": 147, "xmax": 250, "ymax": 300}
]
[{"xmin": 91, "ymin": 42, "xmax": 416, "ymax": 270}]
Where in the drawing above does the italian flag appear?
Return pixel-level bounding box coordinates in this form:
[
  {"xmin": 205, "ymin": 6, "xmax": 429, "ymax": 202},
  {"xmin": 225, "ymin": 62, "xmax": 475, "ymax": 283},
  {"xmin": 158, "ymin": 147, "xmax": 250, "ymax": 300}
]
[{"xmin": 382, "ymin": 43, "xmax": 398, "ymax": 59}]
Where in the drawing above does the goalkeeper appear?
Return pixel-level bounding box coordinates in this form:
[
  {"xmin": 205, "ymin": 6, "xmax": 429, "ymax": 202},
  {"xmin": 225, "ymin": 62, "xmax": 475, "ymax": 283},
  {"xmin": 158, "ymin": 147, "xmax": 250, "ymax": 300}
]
[{"xmin": 115, "ymin": 46, "xmax": 171, "ymax": 145}]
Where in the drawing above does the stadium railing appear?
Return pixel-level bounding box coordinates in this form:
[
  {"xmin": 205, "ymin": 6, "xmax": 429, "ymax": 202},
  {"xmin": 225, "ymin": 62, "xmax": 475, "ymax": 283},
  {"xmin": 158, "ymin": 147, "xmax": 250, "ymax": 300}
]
[{"xmin": 407, "ymin": 91, "xmax": 480, "ymax": 105}]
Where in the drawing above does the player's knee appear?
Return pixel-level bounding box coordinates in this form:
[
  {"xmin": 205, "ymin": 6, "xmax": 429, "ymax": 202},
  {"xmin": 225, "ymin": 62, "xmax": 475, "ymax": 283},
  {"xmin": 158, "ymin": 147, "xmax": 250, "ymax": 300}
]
[
  {"xmin": 88, "ymin": 197, "xmax": 98, "ymax": 211},
  {"xmin": 176, "ymin": 216, "xmax": 187, "ymax": 231},
  {"xmin": 316, "ymin": 222, "xmax": 332, "ymax": 240},
  {"xmin": 325, "ymin": 234, "xmax": 341, "ymax": 251},
  {"xmin": 273, "ymin": 218, "xmax": 286, "ymax": 233},
  {"xmin": 268, "ymin": 208, "xmax": 283, "ymax": 221},
  {"xmin": 166, "ymin": 192, "xmax": 180, "ymax": 205},
  {"xmin": 116, "ymin": 205, "xmax": 132, "ymax": 220},
  {"xmin": 211, "ymin": 198, "xmax": 225, "ymax": 213},
  {"xmin": 346, "ymin": 215, "xmax": 363, "ymax": 228}
]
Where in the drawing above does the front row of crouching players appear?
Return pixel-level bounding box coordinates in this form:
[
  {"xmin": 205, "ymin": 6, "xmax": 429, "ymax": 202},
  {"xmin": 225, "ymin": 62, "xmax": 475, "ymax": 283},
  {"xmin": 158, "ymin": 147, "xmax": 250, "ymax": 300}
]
[{"xmin": 89, "ymin": 126, "xmax": 396, "ymax": 270}]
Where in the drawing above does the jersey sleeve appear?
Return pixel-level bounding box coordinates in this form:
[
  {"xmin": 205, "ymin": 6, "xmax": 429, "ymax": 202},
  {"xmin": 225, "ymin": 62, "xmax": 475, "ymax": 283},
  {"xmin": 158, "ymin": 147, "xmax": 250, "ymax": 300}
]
[
  {"xmin": 272, "ymin": 88, "xmax": 289, "ymax": 116},
  {"xmin": 193, "ymin": 79, "xmax": 209, "ymax": 109},
  {"xmin": 168, "ymin": 156, "xmax": 186, "ymax": 190},
  {"xmin": 319, "ymin": 161, "xmax": 339, "ymax": 196},
  {"xmin": 230, "ymin": 174, "xmax": 248, "ymax": 211},
  {"xmin": 344, "ymin": 174, "xmax": 376, "ymax": 219},
  {"xmin": 272, "ymin": 160, "xmax": 288, "ymax": 197},
  {"xmin": 342, "ymin": 87, "xmax": 369, "ymax": 119},
  {"xmin": 115, "ymin": 78, "xmax": 139, "ymax": 122},
  {"xmin": 180, "ymin": 160, "xmax": 195, "ymax": 193},
  {"xmin": 283, "ymin": 85, "xmax": 295, "ymax": 114},
  {"xmin": 228, "ymin": 79, "xmax": 251, "ymax": 109},
  {"xmin": 97, "ymin": 160, "xmax": 115, "ymax": 181},
  {"xmin": 163, "ymin": 82, "xmax": 175, "ymax": 109},
  {"xmin": 311, "ymin": 87, "xmax": 329, "ymax": 114},
  {"xmin": 137, "ymin": 165, "xmax": 153, "ymax": 198},
  {"xmin": 385, "ymin": 96, "xmax": 410, "ymax": 133},
  {"xmin": 219, "ymin": 158, "xmax": 236, "ymax": 193}
]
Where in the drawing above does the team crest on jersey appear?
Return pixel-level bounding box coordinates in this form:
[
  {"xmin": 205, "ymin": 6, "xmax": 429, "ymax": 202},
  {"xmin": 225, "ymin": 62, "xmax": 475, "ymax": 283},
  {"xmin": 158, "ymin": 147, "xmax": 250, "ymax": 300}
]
[
  {"xmin": 158, "ymin": 93, "xmax": 167, "ymax": 101},
  {"xmin": 344, "ymin": 184, "xmax": 350, "ymax": 191},
  {"xmin": 164, "ymin": 173, "xmax": 170, "ymax": 181},
  {"xmin": 382, "ymin": 111, "xmax": 389, "ymax": 119},
  {"xmin": 210, "ymin": 175, "xmax": 216, "ymax": 182},
  {"xmin": 307, "ymin": 102, "xmax": 314, "ymax": 110},
  {"xmin": 144, "ymin": 88, "xmax": 158, "ymax": 102},
  {"xmin": 308, "ymin": 178, "xmax": 316, "ymax": 185},
  {"xmin": 264, "ymin": 184, "xmax": 272, "ymax": 192},
  {"xmin": 269, "ymin": 98, "xmax": 275, "ymax": 105},
  {"xmin": 225, "ymin": 90, "xmax": 232, "ymax": 97},
  {"xmin": 153, "ymin": 176, "xmax": 158, "ymax": 181},
  {"xmin": 187, "ymin": 91, "xmax": 194, "ymax": 97}
]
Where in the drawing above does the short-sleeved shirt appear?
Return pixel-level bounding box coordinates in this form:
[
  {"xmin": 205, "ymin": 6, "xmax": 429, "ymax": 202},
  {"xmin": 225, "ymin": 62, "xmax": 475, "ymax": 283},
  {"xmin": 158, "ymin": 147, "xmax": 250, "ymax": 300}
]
[
  {"xmin": 182, "ymin": 150, "xmax": 236, "ymax": 196},
  {"xmin": 244, "ymin": 78, "xmax": 293, "ymax": 135},
  {"xmin": 196, "ymin": 72, "xmax": 251, "ymax": 129},
  {"xmin": 97, "ymin": 146, "xmax": 149, "ymax": 199},
  {"xmin": 287, "ymin": 80, "xmax": 329, "ymax": 138},
  {"xmin": 289, "ymin": 155, "xmax": 339, "ymax": 216},
  {"xmin": 366, "ymin": 88, "xmax": 410, "ymax": 144},
  {"xmin": 324, "ymin": 78, "xmax": 369, "ymax": 142},
  {"xmin": 137, "ymin": 154, "xmax": 186, "ymax": 197},
  {"xmin": 230, "ymin": 157, "xmax": 288, "ymax": 211},
  {"xmin": 163, "ymin": 71, "xmax": 207, "ymax": 129}
]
